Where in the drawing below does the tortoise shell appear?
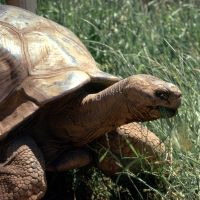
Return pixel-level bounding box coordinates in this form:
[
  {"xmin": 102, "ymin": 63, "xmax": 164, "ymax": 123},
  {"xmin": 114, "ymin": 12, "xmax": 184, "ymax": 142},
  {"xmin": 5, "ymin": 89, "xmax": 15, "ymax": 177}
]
[{"xmin": 0, "ymin": 5, "xmax": 120, "ymax": 140}]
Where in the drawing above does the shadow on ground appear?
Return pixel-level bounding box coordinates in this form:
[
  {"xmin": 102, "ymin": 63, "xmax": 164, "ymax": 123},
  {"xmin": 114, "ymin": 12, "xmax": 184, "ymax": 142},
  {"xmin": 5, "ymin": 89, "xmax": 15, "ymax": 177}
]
[{"xmin": 42, "ymin": 168, "xmax": 166, "ymax": 200}]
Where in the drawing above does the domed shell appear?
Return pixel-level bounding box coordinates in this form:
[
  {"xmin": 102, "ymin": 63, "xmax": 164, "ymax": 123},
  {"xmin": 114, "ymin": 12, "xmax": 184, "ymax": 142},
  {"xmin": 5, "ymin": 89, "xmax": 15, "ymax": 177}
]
[{"xmin": 0, "ymin": 5, "xmax": 121, "ymax": 140}]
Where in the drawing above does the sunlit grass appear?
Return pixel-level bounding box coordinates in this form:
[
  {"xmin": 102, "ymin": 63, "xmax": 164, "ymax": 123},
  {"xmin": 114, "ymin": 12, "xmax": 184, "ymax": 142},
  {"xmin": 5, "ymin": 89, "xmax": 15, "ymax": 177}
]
[
  {"xmin": 1, "ymin": 0, "xmax": 199, "ymax": 199},
  {"xmin": 37, "ymin": 1, "xmax": 199, "ymax": 198}
]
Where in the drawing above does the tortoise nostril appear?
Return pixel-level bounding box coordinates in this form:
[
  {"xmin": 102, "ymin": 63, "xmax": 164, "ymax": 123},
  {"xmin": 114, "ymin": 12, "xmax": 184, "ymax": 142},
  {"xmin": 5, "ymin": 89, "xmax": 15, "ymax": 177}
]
[{"xmin": 176, "ymin": 92, "xmax": 182, "ymax": 98}]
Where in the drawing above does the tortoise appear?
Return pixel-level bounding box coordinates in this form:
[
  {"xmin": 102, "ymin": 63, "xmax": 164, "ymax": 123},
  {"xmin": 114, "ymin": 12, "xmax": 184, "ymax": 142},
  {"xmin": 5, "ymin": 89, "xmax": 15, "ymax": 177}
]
[{"xmin": 0, "ymin": 5, "xmax": 181, "ymax": 200}]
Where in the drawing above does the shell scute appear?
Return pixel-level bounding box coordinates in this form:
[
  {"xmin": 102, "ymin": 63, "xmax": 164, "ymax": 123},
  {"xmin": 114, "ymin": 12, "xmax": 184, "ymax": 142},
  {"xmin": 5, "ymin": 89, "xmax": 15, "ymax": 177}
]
[{"xmin": 0, "ymin": 5, "xmax": 120, "ymax": 139}]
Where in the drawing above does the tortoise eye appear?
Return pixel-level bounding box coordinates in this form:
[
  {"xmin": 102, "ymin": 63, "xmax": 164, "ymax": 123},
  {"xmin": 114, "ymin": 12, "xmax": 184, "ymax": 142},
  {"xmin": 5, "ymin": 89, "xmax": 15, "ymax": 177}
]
[{"xmin": 155, "ymin": 90, "xmax": 169, "ymax": 100}]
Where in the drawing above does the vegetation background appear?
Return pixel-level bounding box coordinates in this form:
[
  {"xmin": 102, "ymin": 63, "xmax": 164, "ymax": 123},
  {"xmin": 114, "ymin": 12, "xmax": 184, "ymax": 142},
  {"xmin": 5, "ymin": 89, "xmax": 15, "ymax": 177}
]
[{"xmin": 0, "ymin": 0, "xmax": 199, "ymax": 199}]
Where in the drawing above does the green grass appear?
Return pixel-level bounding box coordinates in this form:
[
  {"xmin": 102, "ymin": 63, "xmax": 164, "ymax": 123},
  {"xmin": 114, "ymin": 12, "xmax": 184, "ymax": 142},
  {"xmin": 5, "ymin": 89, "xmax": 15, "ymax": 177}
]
[
  {"xmin": 36, "ymin": 1, "xmax": 199, "ymax": 199},
  {"xmin": 1, "ymin": 0, "xmax": 200, "ymax": 199}
]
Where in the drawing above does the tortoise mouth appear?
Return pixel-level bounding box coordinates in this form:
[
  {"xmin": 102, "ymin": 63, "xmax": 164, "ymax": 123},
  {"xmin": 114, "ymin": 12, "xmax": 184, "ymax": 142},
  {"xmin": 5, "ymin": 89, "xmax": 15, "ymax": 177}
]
[
  {"xmin": 150, "ymin": 106, "xmax": 178, "ymax": 118},
  {"xmin": 159, "ymin": 106, "xmax": 177, "ymax": 118}
]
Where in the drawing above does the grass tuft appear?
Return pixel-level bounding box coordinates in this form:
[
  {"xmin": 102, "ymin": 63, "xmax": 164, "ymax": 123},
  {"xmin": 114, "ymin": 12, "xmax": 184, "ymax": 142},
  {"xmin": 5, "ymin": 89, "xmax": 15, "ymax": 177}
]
[
  {"xmin": 37, "ymin": 1, "xmax": 200, "ymax": 199},
  {"xmin": 1, "ymin": 0, "xmax": 199, "ymax": 199}
]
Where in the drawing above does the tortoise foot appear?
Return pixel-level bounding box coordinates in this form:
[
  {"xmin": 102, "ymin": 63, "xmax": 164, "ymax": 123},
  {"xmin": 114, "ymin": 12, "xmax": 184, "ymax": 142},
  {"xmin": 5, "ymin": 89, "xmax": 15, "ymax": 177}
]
[
  {"xmin": 0, "ymin": 136, "xmax": 46, "ymax": 200},
  {"xmin": 92, "ymin": 122, "xmax": 166, "ymax": 176}
]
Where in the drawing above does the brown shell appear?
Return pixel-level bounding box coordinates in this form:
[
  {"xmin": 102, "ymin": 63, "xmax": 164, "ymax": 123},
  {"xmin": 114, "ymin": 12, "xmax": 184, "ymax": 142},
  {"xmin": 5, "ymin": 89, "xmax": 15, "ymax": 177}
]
[{"xmin": 0, "ymin": 5, "xmax": 120, "ymax": 140}]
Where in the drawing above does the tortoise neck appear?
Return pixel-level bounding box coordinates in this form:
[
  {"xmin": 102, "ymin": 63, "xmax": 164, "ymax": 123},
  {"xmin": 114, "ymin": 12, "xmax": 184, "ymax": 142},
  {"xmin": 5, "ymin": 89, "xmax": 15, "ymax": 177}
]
[
  {"xmin": 49, "ymin": 79, "xmax": 137, "ymax": 146},
  {"xmin": 81, "ymin": 81, "xmax": 129, "ymax": 127},
  {"xmin": 69, "ymin": 80, "xmax": 135, "ymax": 144}
]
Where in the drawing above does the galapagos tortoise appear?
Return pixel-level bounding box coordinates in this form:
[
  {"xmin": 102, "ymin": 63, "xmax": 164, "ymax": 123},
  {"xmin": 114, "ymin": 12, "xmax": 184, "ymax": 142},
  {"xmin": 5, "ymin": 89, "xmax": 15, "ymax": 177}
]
[{"xmin": 0, "ymin": 5, "xmax": 181, "ymax": 200}]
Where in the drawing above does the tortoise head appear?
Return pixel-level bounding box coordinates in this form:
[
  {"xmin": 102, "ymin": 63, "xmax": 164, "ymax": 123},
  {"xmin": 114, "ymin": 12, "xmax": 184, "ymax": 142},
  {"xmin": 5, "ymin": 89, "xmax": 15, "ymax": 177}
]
[{"xmin": 123, "ymin": 74, "xmax": 181, "ymax": 121}]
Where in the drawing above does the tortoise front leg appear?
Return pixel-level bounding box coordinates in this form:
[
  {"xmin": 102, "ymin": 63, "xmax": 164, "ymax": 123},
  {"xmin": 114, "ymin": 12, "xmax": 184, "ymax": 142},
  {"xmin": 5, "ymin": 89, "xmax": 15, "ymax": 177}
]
[
  {"xmin": 0, "ymin": 136, "xmax": 46, "ymax": 200},
  {"xmin": 92, "ymin": 122, "xmax": 166, "ymax": 176}
]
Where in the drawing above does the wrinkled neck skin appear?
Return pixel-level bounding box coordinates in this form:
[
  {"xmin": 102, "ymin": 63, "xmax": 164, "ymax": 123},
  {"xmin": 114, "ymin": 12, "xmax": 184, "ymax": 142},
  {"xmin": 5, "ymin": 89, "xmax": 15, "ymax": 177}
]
[{"xmin": 50, "ymin": 80, "xmax": 150, "ymax": 146}]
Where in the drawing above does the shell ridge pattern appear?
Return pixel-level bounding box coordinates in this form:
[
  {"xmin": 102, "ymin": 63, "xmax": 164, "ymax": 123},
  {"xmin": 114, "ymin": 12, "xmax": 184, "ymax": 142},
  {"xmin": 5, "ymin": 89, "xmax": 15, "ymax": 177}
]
[
  {"xmin": 0, "ymin": 5, "xmax": 7, "ymax": 18},
  {"xmin": 48, "ymin": 20, "xmax": 95, "ymax": 61},
  {"xmin": 0, "ymin": 5, "xmax": 120, "ymax": 138},
  {"xmin": 0, "ymin": 21, "xmax": 30, "ymax": 76},
  {"xmin": 26, "ymin": 67, "xmax": 90, "ymax": 79},
  {"xmin": 45, "ymin": 33, "xmax": 77, "ymax": 67}
]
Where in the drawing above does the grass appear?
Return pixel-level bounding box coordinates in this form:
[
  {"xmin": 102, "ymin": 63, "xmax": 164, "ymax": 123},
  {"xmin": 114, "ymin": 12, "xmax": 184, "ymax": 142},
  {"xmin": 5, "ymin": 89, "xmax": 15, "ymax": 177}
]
[
  {"xmin": 37, "ymin": 1, "xmax": 200, "ymax": 199},
  {"xmin": 1, "ymin": 0, "xmax": 200, "ymax": 199}
]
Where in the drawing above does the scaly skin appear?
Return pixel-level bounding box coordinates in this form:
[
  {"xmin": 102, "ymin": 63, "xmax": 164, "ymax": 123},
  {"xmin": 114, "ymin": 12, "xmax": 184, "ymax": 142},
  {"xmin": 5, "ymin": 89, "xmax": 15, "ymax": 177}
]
[
  {"xmin": 0, "ymin": 136, "xmax": 46, "ymax": 200},
  {"xmin": 0, "ymin": 74, "xmax": 181, "ymax": 200},
  {"xmin": 48, "ymin": 75, "xmax": 181, "ymax": 149},
  {"xmin": 92, "ymin": 122, "xmax": 166, "ymax": 175},
  {"xmin": 0, "ymin": 6, "xmax": 182, "ymax": 199}
]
